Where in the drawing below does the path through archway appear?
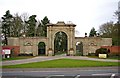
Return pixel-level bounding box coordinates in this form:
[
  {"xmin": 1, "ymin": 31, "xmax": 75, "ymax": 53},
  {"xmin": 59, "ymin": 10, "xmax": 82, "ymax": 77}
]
[
  {"xmin": 38, "ymin": 42, "xmax": 46, "ymax": 55},
  {"xmin": 54, "ymin": 31, "xmax": 68, "ymax": 55},
  {"xmin": 76, "ymin": 42, "xmax": 83, "ymax": 56}
]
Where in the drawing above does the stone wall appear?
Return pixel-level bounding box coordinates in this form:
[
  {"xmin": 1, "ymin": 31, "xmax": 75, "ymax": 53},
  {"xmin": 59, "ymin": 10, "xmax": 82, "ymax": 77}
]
[
  {"xmin": 101, "ymin": 46, "xmax": 120, "ymax": 54},
  {"xmin": 8, "ymin": 37, "xmax": 48, "ymax": 56},
  {"xmin": 7, "ymin": 21, "xmax": 112, "ymax": 56},
  {"xmin": 75, "ymin": 37, "xmax": 112, "ymax": 55},
  {"xmin": 7, "ymin": 36, "xmax": 112, "ymax": 56}
]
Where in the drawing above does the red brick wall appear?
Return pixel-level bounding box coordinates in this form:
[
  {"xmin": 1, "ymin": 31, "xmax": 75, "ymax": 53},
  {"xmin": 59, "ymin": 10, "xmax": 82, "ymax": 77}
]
[
  {"xmin": 101, "ymin": 46, "xmax": 120, "ymax": 54},
  {"xmin": 2, "ymin": 46, "xmax": 20, "ymax": 56}
]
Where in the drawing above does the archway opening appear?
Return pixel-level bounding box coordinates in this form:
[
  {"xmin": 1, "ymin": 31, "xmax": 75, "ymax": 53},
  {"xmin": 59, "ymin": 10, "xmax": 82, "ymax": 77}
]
[
  {"xmin": 38, "ymin": 42, "xmax": 46, "ymax": 55},
  {"xmin": 76, "ymin": 42, "xmax": 83, "ymax": 56},
  {"xmin": 54, "ymin": 31, "xmax": 68, "ymax": 55}
]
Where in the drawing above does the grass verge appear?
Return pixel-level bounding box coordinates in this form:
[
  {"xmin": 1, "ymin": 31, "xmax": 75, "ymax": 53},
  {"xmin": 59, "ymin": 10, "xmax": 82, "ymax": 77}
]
[
  {"xmin": 2, "ymin": 56, "xmax": 35, "ymax": 61},
  {"xmin": 3, "ymin": 58, "xmax": 119, "ymax": 68},
  {"xmin": 87, "ymin": 56, "xmax": 120, "ymax": 60}
]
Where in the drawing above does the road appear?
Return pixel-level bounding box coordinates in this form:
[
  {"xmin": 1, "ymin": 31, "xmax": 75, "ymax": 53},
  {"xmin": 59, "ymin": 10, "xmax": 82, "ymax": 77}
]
[{"xmin": 2, "ymin": 67, "xmax": 119, "ymax": 78}]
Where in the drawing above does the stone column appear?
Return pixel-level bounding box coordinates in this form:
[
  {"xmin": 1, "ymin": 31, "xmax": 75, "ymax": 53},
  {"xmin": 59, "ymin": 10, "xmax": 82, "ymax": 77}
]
[
  {"xmin": 49, "ymin": 26, "xmax": 52, "ymax": 48},
  {"xmin": 70, "ymin": 27, "xmax": 73, "ymax": 48},
  {"xmin": 45, "ymin": 45, "xmax": 48, "ymax": 55},
  {"xmin": 83, "ymin": 38, "xmax": 89, "ymax": 55},
  {"xmin": 69, "ymin": 26, "xmax": 74, "ymax": 56},
  {"xmin": 67, "ymin": 36, "xmax": 70, "ymax": 55},
  {"xmin": 72, "ymin": 27, "xmax": 76, "ymax": 55},
  {"xmin": 47, "ymin": 26, "xmax": 53, "ymax": 56},
  {"xmin": 33, "ymin": 38, "xmax": 38, "ymax": 56}
]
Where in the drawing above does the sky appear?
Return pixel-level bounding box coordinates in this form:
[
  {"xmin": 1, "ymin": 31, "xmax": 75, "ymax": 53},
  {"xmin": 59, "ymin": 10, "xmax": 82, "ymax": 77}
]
[{"xmin": 0, "ymin": 0, "xmax": 119, "ymax": 37}]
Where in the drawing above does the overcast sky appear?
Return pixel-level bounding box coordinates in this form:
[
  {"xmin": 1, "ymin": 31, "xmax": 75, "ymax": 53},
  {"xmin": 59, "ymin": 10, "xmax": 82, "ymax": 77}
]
[{"xmin": 0, "ymin": 0, "xmax": 119, "ymax": 37}]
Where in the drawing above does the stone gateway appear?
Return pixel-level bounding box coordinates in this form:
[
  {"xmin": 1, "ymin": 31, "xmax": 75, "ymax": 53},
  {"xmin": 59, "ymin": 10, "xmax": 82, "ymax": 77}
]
[{"xmin": 8, "ymin": 21, "xmax": 112, "ymax": 56}]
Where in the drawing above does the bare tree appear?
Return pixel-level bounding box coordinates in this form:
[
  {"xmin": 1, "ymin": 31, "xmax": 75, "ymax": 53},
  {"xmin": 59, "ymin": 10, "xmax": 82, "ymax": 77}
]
[
  {"xmin": 12, "ymin": 13, "xmax": 23, "ymax": 37},
  {"xmin": 20, "ymin": 13, "xmax": 29, "ymax": 36},
  {"xmin": 99, "ymin": 21, "xmax": 114, "ymax": 38}
]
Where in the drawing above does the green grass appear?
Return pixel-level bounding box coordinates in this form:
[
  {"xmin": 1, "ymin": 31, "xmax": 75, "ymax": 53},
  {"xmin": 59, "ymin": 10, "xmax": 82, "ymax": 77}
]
[
  {"xmin": 108, "ymin": 56, "xmax": 120, "ymax": 60},
  {"xmin": 3, "ymin": 58, "xmax": 119, "ymax": 68},
  {"xmin": 2, "ymin": 56, "xmax": 35, "ymax": 61},
  {"xmin": 87, "ymin": 55, "xmax": 120, "ymax": 60},
  {"xmin": 87, "ymin": 56, "xmax": 98, "ymax": 58}
]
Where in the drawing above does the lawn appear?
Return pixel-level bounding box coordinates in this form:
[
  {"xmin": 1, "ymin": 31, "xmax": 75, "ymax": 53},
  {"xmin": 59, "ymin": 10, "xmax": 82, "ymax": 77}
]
[
  {"xmin": 3, "ymin": 58, "xmax": 119, "ymax": 68},
  {"xmin": 107, "ymin": 56, "xmax": 120, "ymax": 60},
  {"xmin": 87, "ymin": 55, "xmax": 120, "ymax": 60},
  {"xmin": 2, "ymin": 56, "xmax": 35, "ymax": 61}
]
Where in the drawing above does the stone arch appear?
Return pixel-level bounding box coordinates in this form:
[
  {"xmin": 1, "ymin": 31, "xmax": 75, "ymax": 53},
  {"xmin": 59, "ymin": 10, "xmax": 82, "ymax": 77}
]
[
  {"xmin": 38, "ymin": 42, "xmax": 46, "ymax": 55},
  {"xmin": 75, "ymin": 38, "xmax": 85, "ymax": 55},
  {"xmin": 53, "ymin": 30, "xmax": 69, "ymax": 39},
  {"xmin": 52, "ymin": 30, "xmax": 69, "ymax": 53},
  {"xmin": 7, "ymin": 21, "xmax": 113, "ymax": 56},
  {"xmin": 35, "ymin": 38, "xmax": 48, "ymax": 56},
  {"xmin": 76, "ymin": 41, "xmax": 83, "ymax": 56},
  {"xmin": 54, "ymin": 31, "xmax": 68, "ymax": 55},
  {"xmin": 47, "ymin": 21, "xmax": 76, "ymax": 56}
]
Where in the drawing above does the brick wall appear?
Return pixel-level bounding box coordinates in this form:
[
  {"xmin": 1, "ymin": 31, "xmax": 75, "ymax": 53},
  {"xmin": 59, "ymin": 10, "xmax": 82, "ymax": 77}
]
[
  {"xmin": 2, "ymin": 46, "xmax": 20, "ymax": 56},
  {"xmin": 101, "ymin": 46, "xmax": 120, "ymax": 54}
]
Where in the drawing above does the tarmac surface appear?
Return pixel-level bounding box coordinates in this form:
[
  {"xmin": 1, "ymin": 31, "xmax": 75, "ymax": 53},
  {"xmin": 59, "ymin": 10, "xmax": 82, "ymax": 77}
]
[
  {"xmin": 2, "ymin": 56, "xmax": 119, "ymax": 66},
  {"xmin": 2, "ymin": 66, "xmax": 120, "ymax": 78}
]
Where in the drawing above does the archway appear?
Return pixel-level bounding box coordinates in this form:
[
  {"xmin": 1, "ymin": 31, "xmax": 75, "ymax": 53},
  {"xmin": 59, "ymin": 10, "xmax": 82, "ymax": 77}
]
[
  {"xmin": 54, "ymin": 31, "xmax": 68, "ymax": 55},
  {"xmin": 76, "ymin": 42, "xmax": 83, "ymax": 56},
  {"xmin": 38, "ymin": 42, "xmax": 46, "ymax": 55}
]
